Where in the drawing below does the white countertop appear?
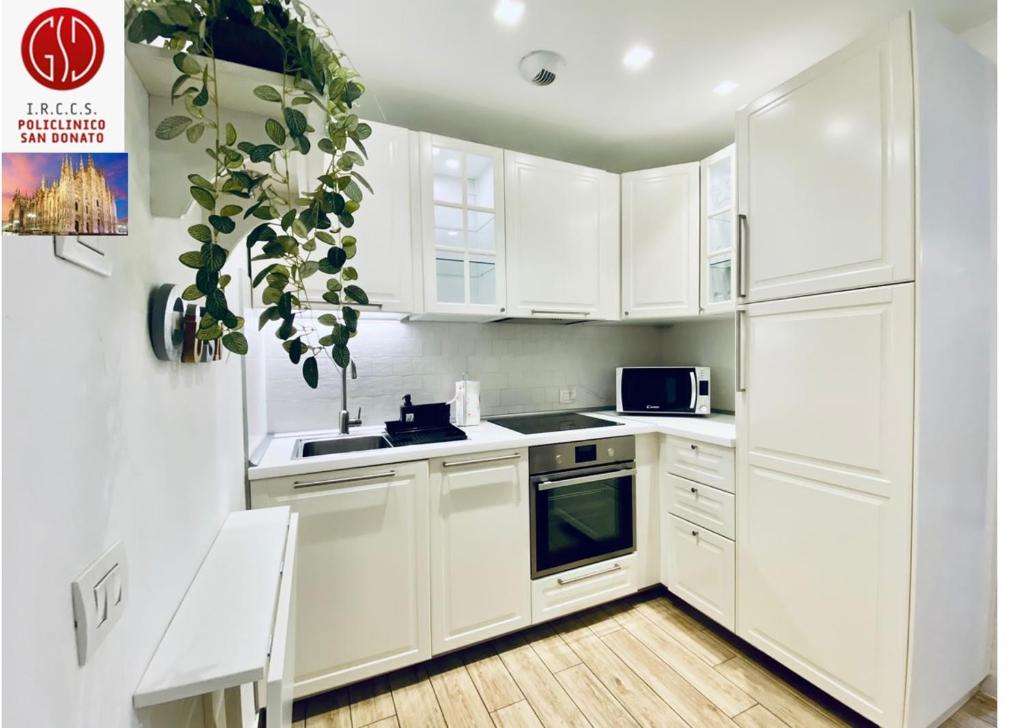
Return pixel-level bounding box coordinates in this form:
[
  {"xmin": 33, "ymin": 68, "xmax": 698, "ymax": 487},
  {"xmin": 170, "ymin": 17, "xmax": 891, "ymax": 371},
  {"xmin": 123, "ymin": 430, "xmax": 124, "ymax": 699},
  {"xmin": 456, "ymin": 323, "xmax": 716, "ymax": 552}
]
[{"xmin": 249, "ymin": 411, "xmax": 736, "ymax": 481}]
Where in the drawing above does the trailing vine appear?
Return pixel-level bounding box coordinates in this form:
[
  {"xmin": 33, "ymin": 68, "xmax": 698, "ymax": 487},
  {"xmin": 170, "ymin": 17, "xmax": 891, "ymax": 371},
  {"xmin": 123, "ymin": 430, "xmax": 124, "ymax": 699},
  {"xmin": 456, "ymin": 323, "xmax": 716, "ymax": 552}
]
[{"xmin": 125, "ymin": 0, "xmax": 372, "ymax": 387}]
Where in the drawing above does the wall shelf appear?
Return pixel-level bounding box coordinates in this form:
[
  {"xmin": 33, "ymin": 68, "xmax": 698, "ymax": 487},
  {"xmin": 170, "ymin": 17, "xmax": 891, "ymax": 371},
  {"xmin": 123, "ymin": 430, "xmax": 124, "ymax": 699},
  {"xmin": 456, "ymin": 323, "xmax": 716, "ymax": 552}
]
[{"xmin": 126, "ymin": 43, "xmax": 325, "ymax": 222}]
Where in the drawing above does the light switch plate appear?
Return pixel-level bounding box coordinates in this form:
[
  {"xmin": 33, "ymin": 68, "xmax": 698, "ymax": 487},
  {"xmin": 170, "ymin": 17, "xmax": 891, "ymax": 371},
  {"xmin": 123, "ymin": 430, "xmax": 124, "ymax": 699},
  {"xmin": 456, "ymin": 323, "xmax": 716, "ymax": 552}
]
[
  {"xmin": 559, "ymin": 387, "xmax": 577, "ymax": 404},
  {"xmin": 71, "ymin": 541, "xmax": 128, "ymax": 665}
]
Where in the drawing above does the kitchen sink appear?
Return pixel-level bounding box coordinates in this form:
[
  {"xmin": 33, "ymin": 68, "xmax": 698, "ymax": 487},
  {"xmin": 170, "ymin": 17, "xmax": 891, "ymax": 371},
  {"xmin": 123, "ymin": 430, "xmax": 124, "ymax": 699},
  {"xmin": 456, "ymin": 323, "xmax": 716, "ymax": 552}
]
[{"xmin": 293, "ymin": 435, "xmax": 392, "ymax": 458}]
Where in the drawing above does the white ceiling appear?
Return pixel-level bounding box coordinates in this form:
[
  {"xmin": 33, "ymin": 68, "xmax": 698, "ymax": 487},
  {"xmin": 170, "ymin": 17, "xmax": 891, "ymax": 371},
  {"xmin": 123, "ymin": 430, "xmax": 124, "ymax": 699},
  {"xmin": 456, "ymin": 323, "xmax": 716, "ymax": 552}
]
[{"xmin": 311, "ymin": 0, "xmax": 995, "ymax": 172}]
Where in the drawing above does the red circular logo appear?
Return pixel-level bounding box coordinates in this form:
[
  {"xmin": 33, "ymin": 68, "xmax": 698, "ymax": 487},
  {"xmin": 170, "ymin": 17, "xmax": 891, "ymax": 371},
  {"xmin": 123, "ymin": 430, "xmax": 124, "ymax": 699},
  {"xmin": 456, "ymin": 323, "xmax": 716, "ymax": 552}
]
[{"xmin": 21, "ymin": 8, "xmax": 104, "ymax": 90}]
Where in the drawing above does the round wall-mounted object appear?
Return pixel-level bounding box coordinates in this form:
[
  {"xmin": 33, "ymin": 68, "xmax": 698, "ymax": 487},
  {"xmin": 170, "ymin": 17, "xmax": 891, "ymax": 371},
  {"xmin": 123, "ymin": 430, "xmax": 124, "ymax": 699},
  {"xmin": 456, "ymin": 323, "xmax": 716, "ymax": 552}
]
[{"xmin": 149, "ymin": 283, "xmax": 186, "ymax": 362}]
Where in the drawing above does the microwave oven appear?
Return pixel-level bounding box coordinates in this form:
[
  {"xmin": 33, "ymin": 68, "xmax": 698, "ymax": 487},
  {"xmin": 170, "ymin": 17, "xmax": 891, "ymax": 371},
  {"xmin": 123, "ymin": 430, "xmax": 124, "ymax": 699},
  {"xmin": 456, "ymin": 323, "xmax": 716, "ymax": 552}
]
[{"xmin": 616, "ymin": 366, "xmax": 711, "ymax": 416}]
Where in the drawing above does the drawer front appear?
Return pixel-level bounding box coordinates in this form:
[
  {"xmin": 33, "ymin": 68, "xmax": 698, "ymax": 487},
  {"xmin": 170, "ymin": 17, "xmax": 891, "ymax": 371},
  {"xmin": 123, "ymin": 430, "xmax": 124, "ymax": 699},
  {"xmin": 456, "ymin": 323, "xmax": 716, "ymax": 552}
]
[
  {"xmin": 662, "ymin": 435, "xmax": 735, "ymax": 492},
  {"xmin": 664, "ymin": 473, "xmax": 735, "ymax": 539},
  {"xmin": 662, "ymin": 515, "xmax": 735, "ymax": 630},
  {"xmin": 532, "ymin": 555, "xmax": 637, "ymax": 624}
]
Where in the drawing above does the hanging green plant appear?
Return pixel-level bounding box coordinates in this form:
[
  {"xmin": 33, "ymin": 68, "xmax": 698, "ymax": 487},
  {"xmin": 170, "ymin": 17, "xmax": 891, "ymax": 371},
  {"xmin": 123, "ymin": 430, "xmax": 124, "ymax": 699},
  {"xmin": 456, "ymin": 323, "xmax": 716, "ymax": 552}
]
[{"xmin": 125, "ymin": 0, "xmax": 373, "ymax": 388}]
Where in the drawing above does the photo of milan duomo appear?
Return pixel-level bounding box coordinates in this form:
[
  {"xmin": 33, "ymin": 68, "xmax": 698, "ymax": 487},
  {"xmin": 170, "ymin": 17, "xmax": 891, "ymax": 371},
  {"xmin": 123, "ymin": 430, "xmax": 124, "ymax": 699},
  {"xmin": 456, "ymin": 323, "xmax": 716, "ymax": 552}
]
[{"xmin": 3, "ymin": 153, "xmax": 127, "ymax": 235}]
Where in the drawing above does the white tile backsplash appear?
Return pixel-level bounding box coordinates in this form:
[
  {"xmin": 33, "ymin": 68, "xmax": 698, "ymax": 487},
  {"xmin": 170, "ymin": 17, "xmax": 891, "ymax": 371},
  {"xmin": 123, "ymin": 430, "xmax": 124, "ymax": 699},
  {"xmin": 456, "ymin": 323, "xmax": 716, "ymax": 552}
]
[
  {"xmin": 262, "ymin": 316, "xmax": 666, "ymax": 432},
  {"xmin": 259, "ymin": 313, "xmax": 739, "ymax": 433}
]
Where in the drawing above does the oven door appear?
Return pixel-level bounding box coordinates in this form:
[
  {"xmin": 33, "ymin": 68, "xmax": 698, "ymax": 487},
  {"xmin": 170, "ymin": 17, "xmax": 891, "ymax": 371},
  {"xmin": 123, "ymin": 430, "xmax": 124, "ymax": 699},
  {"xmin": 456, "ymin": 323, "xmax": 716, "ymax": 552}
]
[
  {"xmin": 530, "ymin": 463, "xmax": 636, "ymax": 579},
  {"xmin": 617, "ymin": 367, "xmax": 697, "ymax": 414}
]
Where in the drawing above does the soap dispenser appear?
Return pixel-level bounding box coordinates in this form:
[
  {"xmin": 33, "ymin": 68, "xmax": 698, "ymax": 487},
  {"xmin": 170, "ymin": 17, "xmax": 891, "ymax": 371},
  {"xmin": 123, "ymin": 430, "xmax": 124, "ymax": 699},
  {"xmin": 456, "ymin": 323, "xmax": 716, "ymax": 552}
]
[{"xmin": 400, "ymin": 394, "xmax": 415, "ymax": 423}]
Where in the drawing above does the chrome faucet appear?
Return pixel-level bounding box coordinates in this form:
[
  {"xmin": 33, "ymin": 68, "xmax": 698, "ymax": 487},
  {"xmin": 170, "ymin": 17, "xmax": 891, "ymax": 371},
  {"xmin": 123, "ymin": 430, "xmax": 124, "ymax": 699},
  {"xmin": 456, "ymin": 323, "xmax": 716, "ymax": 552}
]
[{"xmin": 339, "ymin": 360, "xmax": 362, "ymax": 434}]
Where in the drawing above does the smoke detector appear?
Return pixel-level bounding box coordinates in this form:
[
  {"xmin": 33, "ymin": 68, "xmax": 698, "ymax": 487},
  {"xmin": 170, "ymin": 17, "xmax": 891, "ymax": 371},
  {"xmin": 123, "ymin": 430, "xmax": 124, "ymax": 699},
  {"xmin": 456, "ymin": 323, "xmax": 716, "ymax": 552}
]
[{"xmin": 518, "ymin": 50, "xmax": 566, "ymax": 86}]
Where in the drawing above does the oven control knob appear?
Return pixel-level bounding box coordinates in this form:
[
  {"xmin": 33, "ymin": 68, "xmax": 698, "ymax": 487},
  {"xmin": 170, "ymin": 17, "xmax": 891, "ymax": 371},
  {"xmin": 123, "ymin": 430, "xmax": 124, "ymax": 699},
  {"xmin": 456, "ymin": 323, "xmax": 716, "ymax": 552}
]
[
  {"xmin": 555, "ymin": 453, "xmax": 562, "ymax": 463},
  {"xmin": 607, "ymin": 447, "xmax": 615, "ymax": 458}
]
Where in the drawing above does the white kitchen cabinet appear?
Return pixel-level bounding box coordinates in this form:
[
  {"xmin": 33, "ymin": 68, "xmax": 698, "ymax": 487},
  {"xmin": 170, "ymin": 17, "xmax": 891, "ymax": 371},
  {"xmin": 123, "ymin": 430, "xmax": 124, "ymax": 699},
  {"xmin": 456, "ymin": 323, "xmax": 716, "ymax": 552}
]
[
  {"xmin": 621, "ymin": 163, "xmax": 700, "ymax": 319},
  {"xmin": 250, "ymin": 461, "xmax": 431, "ymax": 698},
  {"xmin": 663, "ymin": 473, "xmax": 735, "ymax": 539},
  {"xmin": 429, "ymin": 449, "xmax": 531, "ymax": 654},
  {"xmin": 532, "ymin": 555, "xmax": 637, "ymax": 624},
  {"xmin": 700, "ymin": 145, "xmax": 737, "ymax": 314},
  {"xmin": 661, "ymin": 435, "xmax": 735, "ymax": 494},
  {"xmin": 735, "ymin": 16, "xmax": 915, "ymax": 303},
  {"xmin": 418, "ymin": 134, "xmax": 507, "ymax": 318},
  {"xmin": 505, "ymin": 152, "xmax": 620, "ymax": 320},
  {"xmin": 662, "ymin": 515, "xmax": 735, "ymax": 631},
  {"xmin": 249, "ymin": 121, "xmax": 418, "ymax": 313},
  {"xmin": 736, "ymin": 283, "xmax": 915, "ymax": 723}
]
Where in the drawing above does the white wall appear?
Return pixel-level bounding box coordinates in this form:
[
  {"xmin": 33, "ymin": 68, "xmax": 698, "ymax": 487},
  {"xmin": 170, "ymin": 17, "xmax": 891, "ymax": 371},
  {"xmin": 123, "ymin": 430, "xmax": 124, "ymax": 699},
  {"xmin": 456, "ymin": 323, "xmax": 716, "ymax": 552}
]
[
  {"xmin": 661, "ymin": 318, "xmax": 736, "ymax": 413},
  {"xmin": 1, "ymin": 67, "xmax": 246, "ymax": 727},
  {"xmin": 262, "ymin": 317, "xmax": 666, "ymax": 431}
]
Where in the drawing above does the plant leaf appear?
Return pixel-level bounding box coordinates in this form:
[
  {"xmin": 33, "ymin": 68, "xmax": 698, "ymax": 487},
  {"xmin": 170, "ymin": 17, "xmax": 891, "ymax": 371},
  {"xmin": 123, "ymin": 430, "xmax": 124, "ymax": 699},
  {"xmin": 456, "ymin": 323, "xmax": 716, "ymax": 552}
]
[
  {"xmin": 179, "ymin": 251, "xmax": 204, "ymax": 269},
  {"xmin": 265, "ymin": 118, "xmax": 286, "ymax": 145},
  {"xmin": 253, "ymin": 85, "xmax": 282, "ymax": 102},
  {"xmin": 220, "ymin": 204, "xmax": 243, "ymax": 217},
  {"xmin": 225, "ymin": 122, "xmax": 237, "ymax": 146},
  {"xmin": 186, "ymin": 122, "xmax": 205, "ymax": 143},
  {"xmin": 222, "ymin": 332, "xmax": 248, "ymax": 355},
  {"xmin": 302, "ymin": 356, "xmax": 319, "ymax": 388},
  {"xmin": 182, "ymin": 284, "xmax": 204, "ymax": 301},
  {"xmin": 173, "ymin": 52, "xmax": 201, "ymax": 76},
  {"xmin": 190, "ymin": 186, "xmax": 215, "ymax": 211},
  {"xmin": 288, "ymin": 338, "xmax": 303, "ymax": 364},
  {"xmin": 188, "ymin": 224, "xmax": 212, "ymax": 243},
  {"xmin": 188, "ymin": 173, "xmax": 214, "ymax": 190},
  {"xmin": 209, "ymin": 214, "xmax": 235, "ymax": 234},
  {"xmin": 284, "ymin": 107, "xmax": 307, "ymax": 137},
  {"xmin": 332, "ymin": 344, "xmax": 350, "ymax": 368},
  {"xmin": 344, "ymin": 285, "xmax": 369, "ymax": 305},
  {"xmin": 155, "ymin": 116, "xmax": 193, "ymax": 140}
]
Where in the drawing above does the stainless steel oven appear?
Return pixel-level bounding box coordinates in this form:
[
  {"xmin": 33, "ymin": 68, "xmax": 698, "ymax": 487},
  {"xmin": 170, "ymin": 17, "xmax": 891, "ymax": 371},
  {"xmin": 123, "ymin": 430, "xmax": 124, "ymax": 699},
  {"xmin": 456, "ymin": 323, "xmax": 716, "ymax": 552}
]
[{"xmin": 529, "ymin": 435, "xmax": 636, "ymax": 579}]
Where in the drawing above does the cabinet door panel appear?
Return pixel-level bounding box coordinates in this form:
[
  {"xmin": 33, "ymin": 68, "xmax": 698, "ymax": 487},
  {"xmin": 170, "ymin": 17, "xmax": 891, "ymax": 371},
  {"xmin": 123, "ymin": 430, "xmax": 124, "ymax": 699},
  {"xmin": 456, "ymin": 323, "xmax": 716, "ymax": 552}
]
[
  {"xmin": 736, "ymin": 14, "xmax": 914, "ymax": 302},
  {"xmin": 663, "ymin": 474, "xmax": 735, "ymax": 539},
  {"xmin": 662, "ymin": 515, "xmax": 735, "ymax": 630},
  {"xmin": 292, "ymin": 121, "xmax": 417, "ymax": 312},
  {"xmin": 431, "ymin": 451, "xmax": 531, "ymax": 652},
  {"xmin": 505, "ymin": 152, "xmax": 619, "ymax": 319},
  {"xmin": 621, "ymin": 164, "xmax": 699, "ymax": 319},
  {"xmin": 736, "ymin": 284, "xmax": 914, "ymax": 724},
  {"xmin": 258, "ymin": 462, "xmax": 430, "ymax": 697}
]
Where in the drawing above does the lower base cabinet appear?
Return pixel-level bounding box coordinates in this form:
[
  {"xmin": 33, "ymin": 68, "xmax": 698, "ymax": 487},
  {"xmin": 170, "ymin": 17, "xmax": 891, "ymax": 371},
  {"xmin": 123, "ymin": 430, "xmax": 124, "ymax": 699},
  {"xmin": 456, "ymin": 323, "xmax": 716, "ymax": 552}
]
[
  {"xmin": 429, "ymin": 450, "xmax": 532, "ymax": 654},
  {"xmin": 662, "ymin": 514, "xmax": 736, "ymax": 631},
  {"xmin": 251, "ymin": 461, "xmax": 431, "ymax": 699}
]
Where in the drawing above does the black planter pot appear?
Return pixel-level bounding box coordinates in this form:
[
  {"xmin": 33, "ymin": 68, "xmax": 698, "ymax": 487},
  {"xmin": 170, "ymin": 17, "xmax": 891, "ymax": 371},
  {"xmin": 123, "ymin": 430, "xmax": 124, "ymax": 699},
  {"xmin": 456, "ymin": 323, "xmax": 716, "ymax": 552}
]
[{"xmin": 209, "ymin": 19, "xmax": 286, "ymax": 75}]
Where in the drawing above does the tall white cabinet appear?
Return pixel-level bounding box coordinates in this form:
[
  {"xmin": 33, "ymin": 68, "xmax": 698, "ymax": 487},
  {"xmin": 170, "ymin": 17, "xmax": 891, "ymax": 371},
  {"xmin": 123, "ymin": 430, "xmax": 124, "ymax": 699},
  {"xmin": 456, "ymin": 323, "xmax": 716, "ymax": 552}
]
[
  {"xmin": 504, "ymin": 152, "xmax": 620, "ymax": 320},
  {"xmin": 734, "ymin": 12, "xmax": 995, "ymax": 728},
  {"xmin": 621, "ymin": 163, "xmax": 700, "ymax": 319}
]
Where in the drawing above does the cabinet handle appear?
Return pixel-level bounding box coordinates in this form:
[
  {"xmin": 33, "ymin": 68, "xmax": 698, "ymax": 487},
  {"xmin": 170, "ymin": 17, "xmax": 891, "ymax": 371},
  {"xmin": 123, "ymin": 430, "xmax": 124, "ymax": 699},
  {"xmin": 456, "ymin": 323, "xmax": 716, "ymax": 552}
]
[
  {"xmin": 442, "ymin": 453, "xmax": 521, "ymax": 468},
  {"xmin": 531, "ymin": 308, "xmax": 591, "ymax": 317},
  {"xmin": 556, "ymin": 562, "xmax": 622, "ymax": 585},
  {"xmin": 690, "ymin": 487, "xmax": 698, "ymax": 494},
  {"xmin": 690, "ymin": 443, "xmax": 698, "ymax": 450},
  {"xmin": 692, "ymin": 530, "xmax": 700, "ymax": 537},
  {"xmin": 293, "ymin": 470, "xmax": 397, "ymax": 489},
  {"xmin": 736, "ymin": 213, "xmax": 748, "ymax": 298},
  {"xmin": 735, "ymin": 308, "xmax": 747, "ymax": 393}
]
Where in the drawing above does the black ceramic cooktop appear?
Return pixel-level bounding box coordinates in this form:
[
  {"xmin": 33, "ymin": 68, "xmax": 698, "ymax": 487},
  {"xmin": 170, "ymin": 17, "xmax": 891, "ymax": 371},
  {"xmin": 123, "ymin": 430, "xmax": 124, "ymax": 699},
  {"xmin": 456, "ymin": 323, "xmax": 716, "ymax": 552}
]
[{"xmin": 488, "ymin": 412, "xmax": 621, "ymax": 435}]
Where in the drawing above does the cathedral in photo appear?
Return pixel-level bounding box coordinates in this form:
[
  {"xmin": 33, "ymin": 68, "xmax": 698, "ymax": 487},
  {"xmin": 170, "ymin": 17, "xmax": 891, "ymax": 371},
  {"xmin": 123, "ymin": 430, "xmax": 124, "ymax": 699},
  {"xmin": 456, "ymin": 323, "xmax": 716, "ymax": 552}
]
[{"xmin": 4, "ymin": 155, "xmax": 125, "ymax": 235}]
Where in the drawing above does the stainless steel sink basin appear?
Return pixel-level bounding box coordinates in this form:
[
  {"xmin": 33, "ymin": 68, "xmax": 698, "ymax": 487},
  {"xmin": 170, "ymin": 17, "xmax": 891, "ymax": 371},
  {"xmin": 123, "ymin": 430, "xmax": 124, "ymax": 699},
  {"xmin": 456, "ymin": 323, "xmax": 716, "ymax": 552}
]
[{"xmin": 293, "ymin": 435, "xmax": 392, "ymax": 458}]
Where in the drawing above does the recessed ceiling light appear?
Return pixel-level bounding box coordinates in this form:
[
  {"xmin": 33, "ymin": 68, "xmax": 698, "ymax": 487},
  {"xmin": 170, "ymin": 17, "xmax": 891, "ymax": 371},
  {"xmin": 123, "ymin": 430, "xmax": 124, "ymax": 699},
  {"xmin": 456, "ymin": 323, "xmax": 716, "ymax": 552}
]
[
  {"xmin": 623, "ymin": 45, "xmax": 654, "ymax": 70},
  {"xmin": 447, "ymin": 230, "xmax": 458, "ymax": 237},
  {"xmin": 493, "ymin": 0, "xmax": 524, "ymax": 26},
  {"xmin": 712, "ymin": 80, "xmax": 738, "ymax": 96},
  {"xmin": 445, "ymin": 158, "xmax": 460, "ymax": 170}
]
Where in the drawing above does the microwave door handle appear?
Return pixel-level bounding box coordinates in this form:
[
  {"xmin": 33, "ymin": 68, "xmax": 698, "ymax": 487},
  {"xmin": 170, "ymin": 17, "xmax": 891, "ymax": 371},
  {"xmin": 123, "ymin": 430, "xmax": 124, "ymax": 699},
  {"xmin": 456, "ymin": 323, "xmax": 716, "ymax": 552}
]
[
  {"xmin": 535, "ymin": 468, "xmax": 637, "ymax": 491},
  {"xmin": 689, "ymin": 370, "xmax": 696, "ymax": 409}
]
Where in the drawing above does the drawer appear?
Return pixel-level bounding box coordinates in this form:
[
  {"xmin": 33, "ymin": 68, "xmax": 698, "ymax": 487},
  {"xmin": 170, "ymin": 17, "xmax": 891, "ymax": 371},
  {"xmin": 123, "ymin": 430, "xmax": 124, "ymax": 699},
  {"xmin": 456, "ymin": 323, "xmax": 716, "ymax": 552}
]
[
  {"xmin": 661, "ymin": 514, "xmax": 735, "ymax": 631},
  {"xmin": 661, "ymin": 435, "xmax": 735, "ymax": 493},
  {"xmin": 663, "ymin": 473, "xmax": 735, "ymax": 539},
  {"xmin": 532, "ymin": 555, "xmax": 637, "ymax": 624}
]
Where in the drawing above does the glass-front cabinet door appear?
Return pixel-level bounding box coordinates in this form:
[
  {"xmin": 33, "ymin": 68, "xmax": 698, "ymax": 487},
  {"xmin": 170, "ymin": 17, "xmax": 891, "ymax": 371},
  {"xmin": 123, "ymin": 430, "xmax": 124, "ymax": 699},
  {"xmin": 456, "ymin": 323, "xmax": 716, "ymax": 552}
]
[
  {"xmin": 420, "ymin": 134, "xmax": 506, "ymax": 317},
  {"xmin": 700, "ymin": 143, "xmax": 737, "ymax": 314}
]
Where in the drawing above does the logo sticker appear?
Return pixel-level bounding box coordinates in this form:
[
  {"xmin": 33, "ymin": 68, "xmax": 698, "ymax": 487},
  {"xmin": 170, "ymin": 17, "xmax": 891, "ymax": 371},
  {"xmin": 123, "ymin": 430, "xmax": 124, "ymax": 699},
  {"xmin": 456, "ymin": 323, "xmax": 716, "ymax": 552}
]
[{"xmin": 21, "ymin": 7, "xmax": 104, "ymax": 91}]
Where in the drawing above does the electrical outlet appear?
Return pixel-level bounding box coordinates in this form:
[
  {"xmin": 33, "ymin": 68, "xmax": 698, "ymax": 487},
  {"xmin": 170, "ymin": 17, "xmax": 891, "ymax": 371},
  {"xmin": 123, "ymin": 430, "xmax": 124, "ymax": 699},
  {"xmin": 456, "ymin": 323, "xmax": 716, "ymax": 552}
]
[
  {"xmin": 559, "ymin": 387, "xmax": 577, "ymax": 404},
  {"xmin": 71, "ymin": 541, "xmax": 128, "ymax": 665}
]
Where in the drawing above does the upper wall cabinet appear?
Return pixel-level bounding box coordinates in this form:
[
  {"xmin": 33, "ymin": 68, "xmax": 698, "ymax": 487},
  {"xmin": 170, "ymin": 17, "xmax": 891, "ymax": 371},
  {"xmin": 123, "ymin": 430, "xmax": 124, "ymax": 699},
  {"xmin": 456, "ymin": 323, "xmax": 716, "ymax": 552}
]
[
  {"xmin": 736, "ymin": 18, "xmax": 915, "ymax": 303},
  {"xmin": 505, "ymin": 152, "xmax": 620, "ymax": 320},
  {"xmin": 419, "ymin": 134, "xmax": 507, "ymax": 319},
  {"xmin": 294, "ymin": 121, "xmax": 418, "ymax": 313},
  {"xmin": 621, "ymin": 163, "xmax": 700, "ymax": 320},
  {"xmin": 700, "ymin": 145, "xmax": 737, "ymax": 314}
]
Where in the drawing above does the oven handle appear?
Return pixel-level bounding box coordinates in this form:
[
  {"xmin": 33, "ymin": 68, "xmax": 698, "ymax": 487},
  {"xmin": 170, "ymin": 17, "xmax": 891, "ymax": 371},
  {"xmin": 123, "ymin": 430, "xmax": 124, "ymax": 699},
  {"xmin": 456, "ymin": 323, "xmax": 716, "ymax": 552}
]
[
  {"xmin": 689, "ymin": 370, "xmax": 696, "ymax": 409},
  {"xmin": 535, "ymin": 467, "xmax": 636, "ymax": 491},
  {"xmin": 557, "ymin": 562, "xmax": 622, "ymax": 585}
]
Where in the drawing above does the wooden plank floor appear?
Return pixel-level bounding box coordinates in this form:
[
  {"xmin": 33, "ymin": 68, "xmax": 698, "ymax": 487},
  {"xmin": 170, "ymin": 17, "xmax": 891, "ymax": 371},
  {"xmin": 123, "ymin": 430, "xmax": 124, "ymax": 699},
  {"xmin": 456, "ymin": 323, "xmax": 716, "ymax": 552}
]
[{"xmin": 292, "ymin": 590, "xmax": 997, "ymax": 728}]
